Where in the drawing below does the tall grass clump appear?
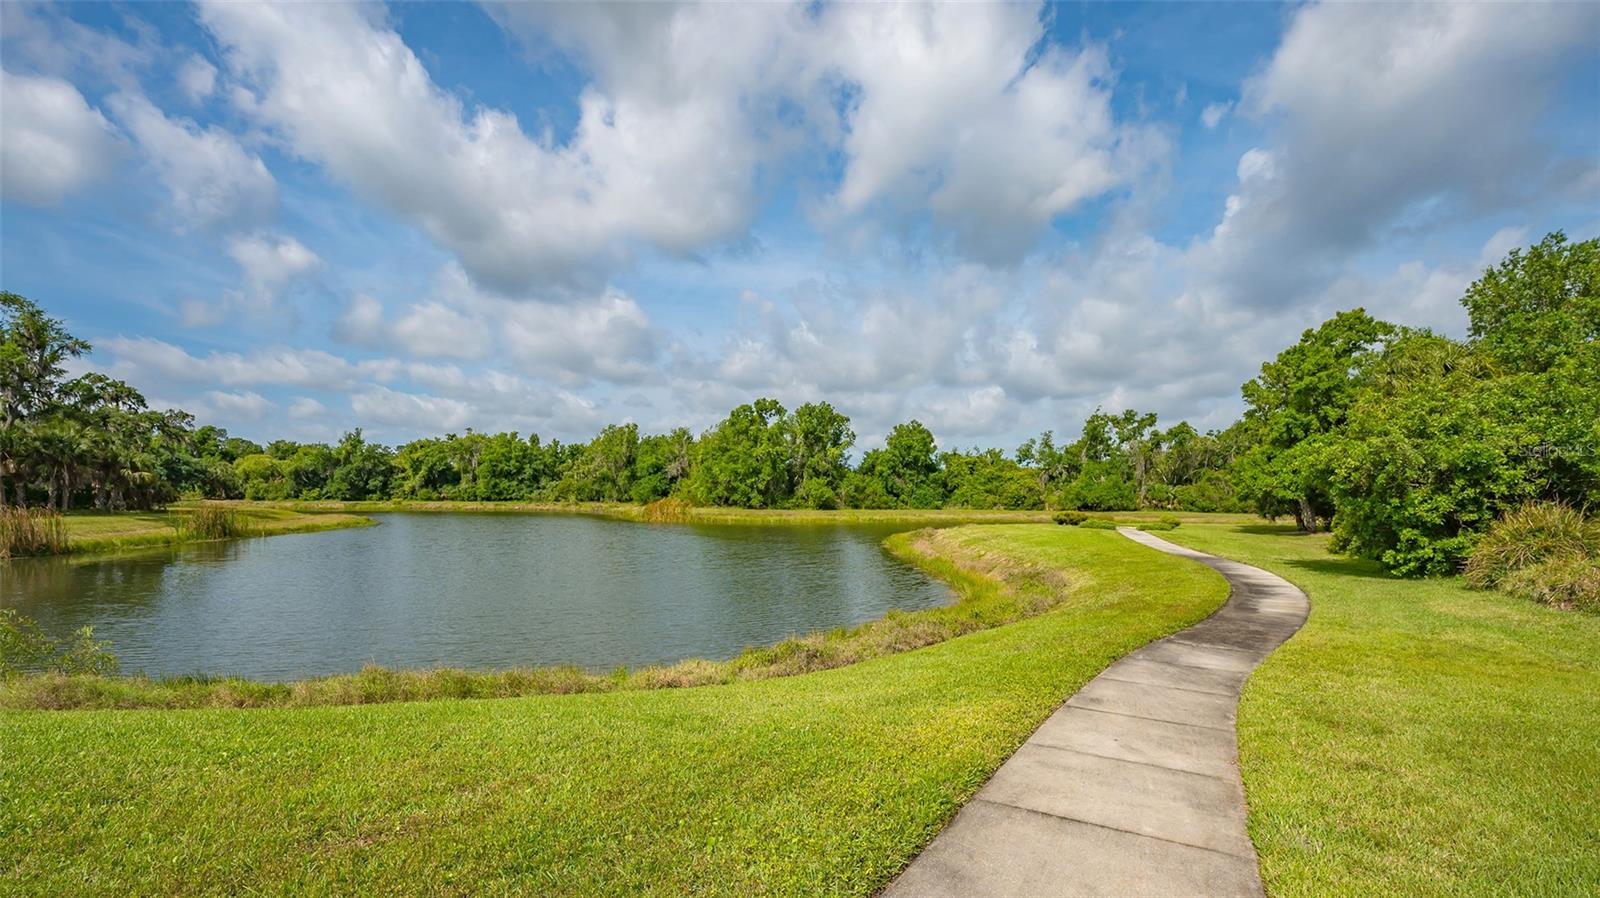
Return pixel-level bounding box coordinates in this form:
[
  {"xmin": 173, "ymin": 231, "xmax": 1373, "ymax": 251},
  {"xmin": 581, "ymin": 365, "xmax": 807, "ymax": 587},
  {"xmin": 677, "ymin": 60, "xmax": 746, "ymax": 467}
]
[
  {"xmin": 640, "ymin": 496, "xmax": 693, "ymax": 523},
  {"xmin": 1466, "ymin": 502, "xmax": 1600, "ymax": 612},
  {"xmin": 0, "ymin": 506, "xmax": 68, "ymax": 558},
  {"xmin": 179, "ymin": 503, "xmax": 243, "ymax": 540}
]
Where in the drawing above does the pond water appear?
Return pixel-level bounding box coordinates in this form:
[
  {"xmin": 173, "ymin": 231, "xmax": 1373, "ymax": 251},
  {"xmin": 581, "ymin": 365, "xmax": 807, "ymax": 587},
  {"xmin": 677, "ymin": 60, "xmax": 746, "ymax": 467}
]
[{"xmin": 0, "ymin": 513, "xmax": 950, "ymax": 681}]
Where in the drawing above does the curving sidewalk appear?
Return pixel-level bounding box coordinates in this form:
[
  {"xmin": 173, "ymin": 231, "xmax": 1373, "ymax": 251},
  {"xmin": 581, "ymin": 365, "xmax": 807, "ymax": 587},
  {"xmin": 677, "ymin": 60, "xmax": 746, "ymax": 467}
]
[{"xmin": 882, "ymin": 527, "xmax": 1309, "ymax": 898}]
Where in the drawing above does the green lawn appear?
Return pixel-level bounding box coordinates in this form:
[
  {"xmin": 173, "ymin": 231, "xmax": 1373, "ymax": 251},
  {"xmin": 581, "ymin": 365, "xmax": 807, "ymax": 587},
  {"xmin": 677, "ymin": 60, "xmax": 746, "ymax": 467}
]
[
  {"xmin": 58, "ymin": 505, "xmax": 373, "ymax": 555},
  {"xmin": 0, "ymin": 525, "xmax": 1227, "ymax": 896},
  {"xmin": 1164, "ymin": 523, "xmax": 1600, "ymax": 898}
]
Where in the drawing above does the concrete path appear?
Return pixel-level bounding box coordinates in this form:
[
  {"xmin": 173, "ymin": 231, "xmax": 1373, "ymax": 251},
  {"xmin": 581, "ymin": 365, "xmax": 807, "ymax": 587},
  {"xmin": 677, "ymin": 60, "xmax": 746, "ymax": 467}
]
[{"xmin": 882, "ymin": 527, "xmax": 1309, "ymax": 898}]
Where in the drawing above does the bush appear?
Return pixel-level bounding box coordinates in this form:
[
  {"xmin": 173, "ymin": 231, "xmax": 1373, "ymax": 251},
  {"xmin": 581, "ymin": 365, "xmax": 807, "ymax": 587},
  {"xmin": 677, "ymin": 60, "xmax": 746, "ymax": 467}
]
[
  {"xmin": 1053, "ymin": 510, "xmax": 1088, "ymax": 526},
  {"xmin": 0, "ymin": 506, "xmax": 67, "ymax": 558},
  {"xmin": 1080, "ymin": 518, "xmax": 1119, "ymax": 530},
  {"xmin": 0, "ymin": 609, "xmax": 117, "ymax": 676},
  {"xmin": 1465, "ymin": 502, "xmax": 1598, "ymax": 589},
  {"xmin": 1137, "ymin": 521, "xmax": 1178, "ymax": 532},
  {"xmin": 794, "ymin": 479, "xmax": 840, "ymax": 510},
  {"xmin": 1499, "ymin": 555, "xmax": 1600, "ymax": 613}
]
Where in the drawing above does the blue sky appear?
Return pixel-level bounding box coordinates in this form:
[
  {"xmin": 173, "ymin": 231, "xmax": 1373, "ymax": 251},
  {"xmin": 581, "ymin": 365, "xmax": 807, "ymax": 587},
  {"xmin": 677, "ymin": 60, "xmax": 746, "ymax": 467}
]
[{"xmin": 2, "ymin": 1, "xmax": 1596, "ymax": 451}]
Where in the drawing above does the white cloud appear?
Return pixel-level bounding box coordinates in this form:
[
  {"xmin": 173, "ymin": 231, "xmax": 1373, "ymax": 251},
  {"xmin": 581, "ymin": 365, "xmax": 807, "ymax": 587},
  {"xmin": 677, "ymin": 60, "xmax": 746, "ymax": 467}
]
[
  {"xmin": 195, "ymin": 1, "xmax": 1155, "ymax": 288},
  {"xmin": 1194, "ymin": 0, "xmax": 1599, "ymax": 307},
  {"xmin": 100, "ymin": 336, "xmax": 397, "ymax": 390},
  {"xmin": 1200, "ymin": 101, "xmax": 1231, "ymax": 129},
  {"xmin": 821, "ymin": 5, "xmax": 1154, "ymax": 262},
  {"xmin": 0, "ymin": 68, "xmax": 119, "ymax": 205},
  {"xmin": 107, "ymin": 92, "xmax": 275, "ymax": 231},
  {"xmin": 177, "ymin": 54, "xmax": 217, "ymax": 103},
  {"xmin": 334, "ymin": 294, "xmax": 491, "ymax": 360},
  {"xmin": 350, "ymin": 385, "xmax": 474, "ymax": 433},
  {"xmin": 198, "ymin": 1, "xmax": 794, "ymax": 292},
  {"xmin": 334, "ymin": 263, "xmax": 660, "ymax": 383},
  {"xmin": 215, "ymin": 232, "xmax": 320, "ymax": 316},
  {"xmin": 287, "ymin": 396, "xmax": 327, "ymax": 420}
]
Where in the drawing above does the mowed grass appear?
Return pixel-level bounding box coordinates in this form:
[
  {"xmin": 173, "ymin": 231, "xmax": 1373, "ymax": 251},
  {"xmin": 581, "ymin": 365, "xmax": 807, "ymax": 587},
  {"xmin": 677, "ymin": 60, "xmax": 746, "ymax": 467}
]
[
  {"xmin": 57, "ymin": 505, "xmax": 372, "ymax": 555},
  {"xmin": 1163, "ymin": 523, "xmax": 1600, "ymax": 898},
  {"xmin": 0, "ymin": 525, "xmax": 1226, "ymax": 896}
]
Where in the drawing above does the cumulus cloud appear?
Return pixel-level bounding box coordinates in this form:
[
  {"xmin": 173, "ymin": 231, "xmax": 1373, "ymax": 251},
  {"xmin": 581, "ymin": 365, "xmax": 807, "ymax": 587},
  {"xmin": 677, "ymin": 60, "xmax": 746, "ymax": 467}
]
[
  {"xmin": 100, "ymin": 336, "xmax": 397, "ymax": 390},
  {"xmin": 334, "ymin": 263, "xmax": 660, "ymax": 384},
  {"xmin": 223, "ymin": 232, "xmax": 320, "ymax": 314},
  {"xmin": 177, "ymin": 54, "xmax": 217, "ymax": 103},
  {"xmin": 1200, "ymin": 101, "xmax": 1231, "ymax": 129},
  {"xmin": 0, "ymin": 68, "xmax": 119, "ymax": 205},
  {"xmin": 197, "ymin": 1, "xmax": 793, "ymax": 292},
  {"xmin": 193, "ymin": 1, "xmax": 1154, "ymax": 290},
  {"xmin": 107, "ymin": 92, "xmax": 275, "ymax": 231},
  {"xmin": 821, "ymin": 5, "xmax": 1155, "ymax": 263},
  {"xmin": 1194, "ymin": 0, "xmax": 1600, "ymax": 306},
  {"xmin": 334, "ymin": 294, "xmax": 492, "ymax": 360}
]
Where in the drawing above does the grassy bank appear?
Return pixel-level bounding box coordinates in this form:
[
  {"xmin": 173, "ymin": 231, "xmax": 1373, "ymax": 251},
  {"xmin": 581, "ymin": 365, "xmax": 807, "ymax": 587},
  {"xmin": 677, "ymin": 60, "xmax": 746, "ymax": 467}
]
[
  {"xmin": 0, "ymin": 525, "xmax": 1227, "ymax": 896},
  {"xmin": 49, "ymin": 505, "xmax": 374, "ymax": 556},
  {"xmin": 1164, "ymin": 523, "xmax": 1600, "ymax": 897}
]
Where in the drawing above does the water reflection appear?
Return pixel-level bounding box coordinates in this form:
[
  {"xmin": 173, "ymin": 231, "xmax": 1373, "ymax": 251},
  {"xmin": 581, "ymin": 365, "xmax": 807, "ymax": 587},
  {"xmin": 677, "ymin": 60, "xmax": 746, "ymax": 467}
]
[{"xmin": 0, "ymin": 514, "xmax": 949, "ymax": 681}]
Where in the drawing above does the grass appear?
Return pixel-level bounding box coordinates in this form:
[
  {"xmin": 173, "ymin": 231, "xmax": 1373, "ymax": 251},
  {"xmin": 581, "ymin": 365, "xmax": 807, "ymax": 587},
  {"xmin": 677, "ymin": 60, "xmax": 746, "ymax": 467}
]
[
  {"xmin": 0, "ymin": 525, "xmax": 1228, "ymax": 896},
  {"xmin": 1162, "ymin": 522, "xmax": 1600, "ymax": 898},
  {"xmin": 0, "ymin": 506, "xmax": 68, "ymax": 558},
  {"xmin": 51, "ymin": 504, "xmax": 374, "ymax": 556}
]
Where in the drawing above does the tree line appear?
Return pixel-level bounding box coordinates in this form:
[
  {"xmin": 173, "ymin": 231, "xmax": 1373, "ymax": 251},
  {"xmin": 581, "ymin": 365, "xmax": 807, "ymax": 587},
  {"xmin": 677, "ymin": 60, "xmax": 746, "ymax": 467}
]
[{"xmin": 3, "ymin": 232, "xmax": 1595, "ymax": 575}]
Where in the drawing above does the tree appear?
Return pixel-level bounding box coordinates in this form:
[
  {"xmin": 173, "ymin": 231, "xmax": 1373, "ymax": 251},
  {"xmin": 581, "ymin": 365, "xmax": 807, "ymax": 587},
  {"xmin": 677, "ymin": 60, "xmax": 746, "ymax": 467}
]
[
  {"xmin": 1324, "ymin": 236, "xmax": 1600, "ymax": 574},
  {"xmin": 786, "ymin": 402, "xmax": 854, "ymax": 507},
  {"xmin": 1, "ymin": 294, "xmax": 89, "ymax": 505},
  {"xmin": 1463, "ymin": 231, "xmax": 1599, "ymax": 375},
  {"xmin": 1236, "ymin": 309, "xmax": 1397, "ymax": 531},
  {"xmin": 686, "ymin": 399, "xmax": 791, "ymax": 507},
  {"xmin": 860, "ymin": 420, "xmax": 942, "ymax": 508}
]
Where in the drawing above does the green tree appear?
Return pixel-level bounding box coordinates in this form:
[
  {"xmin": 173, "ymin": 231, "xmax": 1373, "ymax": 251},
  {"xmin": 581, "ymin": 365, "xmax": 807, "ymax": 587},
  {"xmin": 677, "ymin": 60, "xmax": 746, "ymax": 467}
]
[
  {"xmin": 1236, "ymin": 309, "xmax": 1397, "ymax": 531},
  {"xmin": 686, "ymin": 399, "xmax": 791, "ymax": 507},
  {"xmin": 786, "ymin": 402, "xmax": 854, "ymax": 508}
]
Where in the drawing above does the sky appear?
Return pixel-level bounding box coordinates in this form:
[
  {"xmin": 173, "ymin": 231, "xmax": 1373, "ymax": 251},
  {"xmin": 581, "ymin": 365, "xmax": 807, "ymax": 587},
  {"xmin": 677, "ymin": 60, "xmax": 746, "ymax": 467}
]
[{"xmin": 1, "ymin": 1, "xmax": 1597, "ymax": 452}]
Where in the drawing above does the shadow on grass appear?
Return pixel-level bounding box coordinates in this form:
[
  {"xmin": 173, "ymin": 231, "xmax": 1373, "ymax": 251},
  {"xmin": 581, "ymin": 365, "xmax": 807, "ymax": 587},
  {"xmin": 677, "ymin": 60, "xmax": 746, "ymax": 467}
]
[
  {"xmin": 1286, "ymin": 556, "xmax": 1394, "ymax": 580},
  {"xmin": 1235, "ymin": 523, "xmax": 1305, "ymax": 536}
]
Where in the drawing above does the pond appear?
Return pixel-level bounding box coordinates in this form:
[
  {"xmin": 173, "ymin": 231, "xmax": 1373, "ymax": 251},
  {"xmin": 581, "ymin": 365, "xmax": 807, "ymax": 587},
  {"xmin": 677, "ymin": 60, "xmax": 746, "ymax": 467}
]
[{"xmin": 0, "ymin": 513, "xmax": 951, "ymax": 681}]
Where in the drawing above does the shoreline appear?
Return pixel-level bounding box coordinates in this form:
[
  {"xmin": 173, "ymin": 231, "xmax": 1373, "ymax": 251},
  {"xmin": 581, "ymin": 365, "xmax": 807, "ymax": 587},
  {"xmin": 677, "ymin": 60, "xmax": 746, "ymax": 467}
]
[{"xmin": 0, "ymin": 525, "xmax": 1168, "ymax": 712}]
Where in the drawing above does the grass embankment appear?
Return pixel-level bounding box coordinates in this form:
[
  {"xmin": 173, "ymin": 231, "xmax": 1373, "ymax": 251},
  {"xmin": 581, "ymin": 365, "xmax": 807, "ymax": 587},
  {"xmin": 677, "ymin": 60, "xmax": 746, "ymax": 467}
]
[
  {"xmin": 0, "ymin": 525, "xmax": 1226, "ymax": 896},
  {"xmin": 1164, "ymin": 523, "xmax": 1600, "ymax": 898},
  {"xmin": 53, "ymin": 505, "xmax": 373, "ymax": 556}
]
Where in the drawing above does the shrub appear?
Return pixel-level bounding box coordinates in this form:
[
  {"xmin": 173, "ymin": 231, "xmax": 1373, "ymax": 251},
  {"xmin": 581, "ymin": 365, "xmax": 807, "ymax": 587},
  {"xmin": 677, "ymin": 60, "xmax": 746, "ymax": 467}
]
[
  {"xmin": 0, "ymin": 506, "xmax": 68, "ymax": 558},
  {"xmin": 794, "ymin": 479, "xmax": 840, "ymax": 510},
  {"xmin": 1465, "ymin": 502, "xmax": 1598, "ymax": 589},
  {"xmin": 179, "ymin": 503, "xmax": 241, "ymax": 540},
  {"xmin": 1499, "ymin": 555, "xmax": 1600, "ymax": 613},
  {"xmin": 1080, "ymin": 518, "xmax": 1119, "ymax": 530},
  {"xmin": 641, "ymin": 497, "xmax": 692, "ymax": 522},
  {"xmin": 1137, "ymin": 521, "xmax": 1178, "ymax": 532},
  {"xmin": 1053, "ymin": 510, "xmax": 1088, "ymax": 526},
  {"xmin": 1, "ymin": 609, "xmax": 117, "ymax": 676}
]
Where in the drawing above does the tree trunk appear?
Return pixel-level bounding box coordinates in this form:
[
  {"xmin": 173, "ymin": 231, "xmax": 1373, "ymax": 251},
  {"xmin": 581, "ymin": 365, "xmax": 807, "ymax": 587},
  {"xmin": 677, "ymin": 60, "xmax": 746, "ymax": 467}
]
[{"xmin": 1295, "ymin": 497, "xmax": 1318, "ymax": 533}]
